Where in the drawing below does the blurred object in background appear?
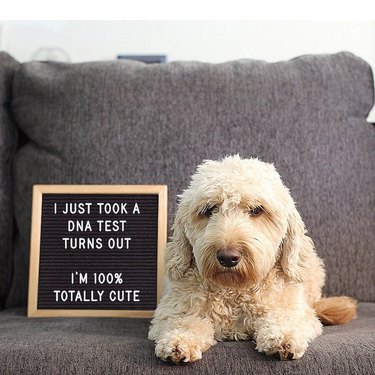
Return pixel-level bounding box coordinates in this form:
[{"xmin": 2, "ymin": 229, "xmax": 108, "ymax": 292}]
[
  {"xmin": 31, "ymin": 46, "xmax": 71, "ymax": 62},
  {"xmin": 117, "ymin": 55, "xmax": 166, "ymax": 63}
]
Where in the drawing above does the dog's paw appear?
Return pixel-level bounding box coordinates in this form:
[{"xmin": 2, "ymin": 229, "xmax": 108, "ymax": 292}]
[
  {"xmin": 155, "ymin": 335, "xmax": 203, "ymax": 364},
  {"xmin": 276, "ymin": 340, "xmax": 305, "ymax": 360},
  {"xmin": 256, "ymin": 333, "xmax": 308, "ymax": 360}
]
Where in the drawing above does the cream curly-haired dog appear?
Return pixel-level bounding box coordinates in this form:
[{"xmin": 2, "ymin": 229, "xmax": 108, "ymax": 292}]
[{"xmin": 149, "ymin": 155, "xmax": 356, "ymax": 362}]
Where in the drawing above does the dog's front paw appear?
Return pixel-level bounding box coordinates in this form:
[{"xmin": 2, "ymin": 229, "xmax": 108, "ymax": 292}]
[
  {"xmin": 155, "ymin": 334, "xmax": 203, "ymax": 364},
  {"xmin": 256, "ymin": 332, "xmax": 308, "ymax": 360}
]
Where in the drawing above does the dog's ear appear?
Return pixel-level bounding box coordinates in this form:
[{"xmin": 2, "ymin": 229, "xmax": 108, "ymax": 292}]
[
  {"xmin": 280, "ymin": 206, "xmax": 314, "ymax": 282},
  {"xmin": 164, "ymin": 205, "xmax": 193, "ymax": 280}
]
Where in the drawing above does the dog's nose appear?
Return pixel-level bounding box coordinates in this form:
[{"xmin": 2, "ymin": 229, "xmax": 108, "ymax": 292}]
[{"xmin": 217, "ymin": 249, "xmax": 242, "ymax": 268}]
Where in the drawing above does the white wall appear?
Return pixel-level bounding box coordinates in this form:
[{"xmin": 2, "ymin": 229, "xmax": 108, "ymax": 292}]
[
  {"xmin": 1, "ymin": 20, "xmax": 375, "ymax": 119},
  {"xmin": 1, "ymin": 21, "xmax": 374, "ymax": 64}
]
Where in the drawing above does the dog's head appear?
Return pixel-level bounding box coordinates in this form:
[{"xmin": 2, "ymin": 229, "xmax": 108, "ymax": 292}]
[{"xmin": 165, "ymin": 155, "xmax": 311, "ymax": 288}]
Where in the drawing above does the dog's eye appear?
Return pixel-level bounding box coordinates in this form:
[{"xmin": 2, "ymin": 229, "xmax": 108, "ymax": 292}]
[
  {"xmin": 201, "ymin": 205, "xmax": 218, "ymax": 218},
  {"xmin": 249, "ymin": 206, "xmax": 264, "ymax": 217}
]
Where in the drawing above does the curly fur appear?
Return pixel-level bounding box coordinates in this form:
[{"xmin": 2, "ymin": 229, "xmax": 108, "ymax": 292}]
[{"xmin": 149, "ymin": 155, "xmax": 357, "ymax": 363}]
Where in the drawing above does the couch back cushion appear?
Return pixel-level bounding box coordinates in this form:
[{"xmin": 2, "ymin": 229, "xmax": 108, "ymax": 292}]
[
  {"xmin": 6, "ymin": 52, "xmax": 374, "ymax": 307},
  {"xmin": 0, "ymin": 52, "xmax": 19, "ymax": 309}
]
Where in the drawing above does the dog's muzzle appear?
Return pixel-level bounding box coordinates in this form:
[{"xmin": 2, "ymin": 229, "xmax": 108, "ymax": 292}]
[{"xmin": 217, "ymin": 248, "xmax": 242, "ymax": 268}]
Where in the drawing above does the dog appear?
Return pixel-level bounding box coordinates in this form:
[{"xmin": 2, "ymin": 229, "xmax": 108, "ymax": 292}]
[{"xmin": 149, "ymin": 155, "xmax": 357, "ymax": 362}]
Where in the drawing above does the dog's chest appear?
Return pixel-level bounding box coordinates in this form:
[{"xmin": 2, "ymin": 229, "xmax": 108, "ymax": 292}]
[{"xmin": 204, "ymin": 291, "xmax": 256, "ymax": 341}]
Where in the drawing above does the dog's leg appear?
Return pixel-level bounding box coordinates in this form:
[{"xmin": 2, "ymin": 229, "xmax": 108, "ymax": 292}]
[
  {"xmin": 149, "ymin": 316, "xmax": 216, "ymax": 363},
  {"xmin": 253, "ymin": 287, "xmax": 322, "ymax": 360}
]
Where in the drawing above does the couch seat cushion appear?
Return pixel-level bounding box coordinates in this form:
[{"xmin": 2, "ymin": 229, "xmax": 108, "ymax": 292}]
[{"xmin": 0, "ymin": 303, "xmax": 374, "ymax": 374}]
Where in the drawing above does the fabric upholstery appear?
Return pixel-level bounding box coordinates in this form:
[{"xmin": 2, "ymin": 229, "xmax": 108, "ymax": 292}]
[
  {"xmin": 6, "ymin": 52, "xmax": 375, "ymax": 307},
  {"xmin": 0, "ymin": 303, "xmax": 374, "ymax": 374},
  {"xmin": 0, "ymin": 52, "xmax": 19, "ymax": 309}
]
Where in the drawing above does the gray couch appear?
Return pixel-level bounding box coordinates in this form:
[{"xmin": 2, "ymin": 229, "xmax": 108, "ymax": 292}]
[{"xmin": 0, "ymin": 51, "xmax": 374, "ymax": 374}]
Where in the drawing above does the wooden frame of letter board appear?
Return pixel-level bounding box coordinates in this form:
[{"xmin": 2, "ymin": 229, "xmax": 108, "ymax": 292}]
[{"xmin": 28, "ymin": 185, "xmax": 167, "ymax": 318}]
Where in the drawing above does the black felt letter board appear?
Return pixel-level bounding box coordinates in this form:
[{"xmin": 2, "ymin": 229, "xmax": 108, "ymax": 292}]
[{"xmin": 37, "ymin": 193, "xmax": 159, "ymax": 311}]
